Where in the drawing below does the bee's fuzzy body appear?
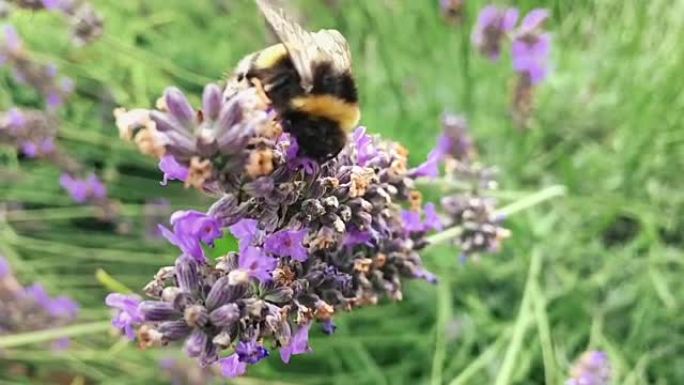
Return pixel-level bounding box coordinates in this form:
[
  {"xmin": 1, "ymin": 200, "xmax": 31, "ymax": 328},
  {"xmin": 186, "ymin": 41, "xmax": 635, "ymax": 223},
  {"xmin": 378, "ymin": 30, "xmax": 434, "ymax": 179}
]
[{"xmin": 238, "ymin": 43, "xmax": 359, "ymax": 161}]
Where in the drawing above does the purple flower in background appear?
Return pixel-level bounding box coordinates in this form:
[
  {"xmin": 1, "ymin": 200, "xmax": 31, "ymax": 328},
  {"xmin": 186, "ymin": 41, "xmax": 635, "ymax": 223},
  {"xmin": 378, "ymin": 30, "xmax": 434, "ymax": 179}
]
[
  {"xmin": 264, "ymin": 229, "xmax": 309, "ymax": 262},
  {"xmin": 24, "ymin": 283, "xmax": 52, "ymax": 308},
  {"xmin": 236, "ymin": 246, "xmax": 276, "ymax": 283},
  {"xmin": 229, "ymin": 219, "xmax": 261, "ymax": 252},
  {"xmin": 518, "ymin": 9, "xmax": 549, "ymax": 35},
  {"xmin": 566, "ymin": 350, "xmax": 611, "ymax": 385},
  {"xmin": 512, "ymin": 33, "xmax": 551, "ymax": 85},
  {"xmin": 51, "ymin": 337, "xmax": 72, "ymax": 351},
  {"xmin": 280, "ymin": 322, "xmax": 312, "ymax": 363},
  {"xmin": 472, "ymin": 5, "xmax": 519, "ymax": 60},
  {"xmin": 432, "ymin": 113, "xmax": 473, "ymax": 162},
  {"xmin": 105, "ymin": 293, "xmax": 143, "ymax": 340},
  {"xmin": 21, "ymin": 138, "xmax": 55, "ymax": 158},
  {"xmin": 41, "ymin": 0, "xmax": 63, "ymax": 11},
  {"xmin": 159, "ymin": 210, "xmax": 222, "ymax": 262},
  {"xmin": 24, "ymin": 284, "xmax": 78, "ymax": 319},
  {"xmin": 511, "ymin": 9, "xmax": 551, "ymax": 85},
  {"xmin": 159, "ymin": 155, "xmax": 189, "ymax": 186},
  {"xmin": 0, "ymin": 256, "xmax": 10, "ymax": 278},
  {"xmin": 219, "ymin": 354, "xmax": 247, "ymax": 378},
  {"xmin": 59, "ymin": 173, "xmax": 107, "ymax": 203},
  {"xmin": 401, "ymin": 210, "xmax": 424, "ymax": 233},
  {"xmin": 423, "ymin": 203, "xmax": 443, "ymax": 231},
  {"xmin": 5, "ymin": 108, "xmax": 26, "ymax": 132},
  {"xmin": 2, "ymin": 25, "xmax": 22, "ymax": 54},
  {"xmin": 410, "ymin": 151, "xmax": 440, "ymax": 178},
  {"xmin": 403, "ymin": 204, "xmax": 443, "ymax": 234},
  {"xmin": 47, "ymin": 296, "xmax": 79, "ymax": 318}
]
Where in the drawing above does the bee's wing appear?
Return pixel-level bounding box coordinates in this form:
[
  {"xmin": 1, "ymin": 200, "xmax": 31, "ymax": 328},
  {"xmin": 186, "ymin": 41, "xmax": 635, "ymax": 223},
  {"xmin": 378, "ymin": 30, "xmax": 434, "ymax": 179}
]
[{"xmin": 255, "ymin": 0, "xmax": 352, "ymax": 91}]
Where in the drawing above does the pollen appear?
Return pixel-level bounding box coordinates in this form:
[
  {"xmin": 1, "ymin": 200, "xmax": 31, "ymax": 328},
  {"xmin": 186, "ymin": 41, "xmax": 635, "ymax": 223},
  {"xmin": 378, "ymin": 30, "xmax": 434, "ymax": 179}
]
[
  {"xmin": 409, "ymin": 190, "xmax": 423, "ymax": 211},
  {"xmin": 134, "ymin": 127, "xmax": 165, "ymax": 158},
  {"xmin": 245, "ymin": 149, "xmax": 275, "ymax": 178},
  {"xmin": 353, "ymin": 258, "xmax": 373, "ymax": 273},
  {"xmin": 185, "ymin": 157, "xmax": 212, "ymax": 190},
  {"xmin": 349, "ymin": 168, "xmax": 375, "ymax": 198},
  {"xmin": 314, "ymin": 300, "xmax": 335, "ymax": 321}
]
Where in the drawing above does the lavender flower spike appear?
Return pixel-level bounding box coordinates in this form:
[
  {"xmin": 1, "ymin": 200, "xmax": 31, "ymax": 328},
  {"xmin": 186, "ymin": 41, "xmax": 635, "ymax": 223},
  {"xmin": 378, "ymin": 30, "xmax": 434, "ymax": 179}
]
[
  {"xmin": 566, "ymin": 350, "xmax": 612, "ymax": 385},
  {"xmin": 472, "ymin": 5, "xmax": 519, "ymax": 60}
]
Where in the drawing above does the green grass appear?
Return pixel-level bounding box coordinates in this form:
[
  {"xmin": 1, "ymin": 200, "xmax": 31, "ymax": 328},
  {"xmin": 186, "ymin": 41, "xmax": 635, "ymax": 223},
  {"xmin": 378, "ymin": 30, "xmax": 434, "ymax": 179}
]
[{"xmin": 1, "ymin": 0, "xmax": 683, "ymax": 384}]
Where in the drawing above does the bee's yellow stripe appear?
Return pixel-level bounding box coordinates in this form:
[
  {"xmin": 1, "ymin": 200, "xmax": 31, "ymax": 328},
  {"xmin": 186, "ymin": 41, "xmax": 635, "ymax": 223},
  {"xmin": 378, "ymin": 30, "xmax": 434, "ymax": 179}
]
[
  {"xmin": 253, "ymin": 43, "xmax": 289, "ymax": 69},
  {"xmin": 290, "ymin": 95, "xmax": 361, "ymax": 131}
]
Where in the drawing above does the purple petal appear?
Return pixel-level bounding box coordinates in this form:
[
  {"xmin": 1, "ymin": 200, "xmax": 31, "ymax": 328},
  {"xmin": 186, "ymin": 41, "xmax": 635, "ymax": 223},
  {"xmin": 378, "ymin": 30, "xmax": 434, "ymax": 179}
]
[
  {"xmin": 280, "ymin": 322, "xmax": 312, "ymax": 363},
  {"xmin": 159, "ymin": 155, "xmax": 188, "ymax": 186},
  {"xmin": 0, "ymin": 256, "xmax": 11, "ymax": 278},
  {"xmin": 502, "ymin": 8, "xmax": 520, "ymax": 31},
  {"xmin": 219, "ymin": 354, "xmax": 247, "ymax": 378},
  {"xmin": 520, "ymin": 9, "xmax": 549, "ymax": 32}
]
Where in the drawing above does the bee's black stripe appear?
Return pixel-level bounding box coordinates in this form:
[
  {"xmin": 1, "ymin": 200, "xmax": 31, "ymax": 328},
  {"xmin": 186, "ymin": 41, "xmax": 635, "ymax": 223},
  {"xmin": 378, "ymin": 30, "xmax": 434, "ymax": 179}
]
[{"xmin": 311, "ymin": 62, "xmax": 358, "ymax": 104}]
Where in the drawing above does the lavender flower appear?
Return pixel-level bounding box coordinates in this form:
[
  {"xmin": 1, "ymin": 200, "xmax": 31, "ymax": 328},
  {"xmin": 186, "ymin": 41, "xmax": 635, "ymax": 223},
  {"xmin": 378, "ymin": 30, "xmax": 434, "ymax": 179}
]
[
  {"xmin": 59, "ymin": 173, "xmax": 107, "ymax": 203},
  {"xmin": 439, "ymin": 0, "xmax": 465, "ymax": 24},
  {"xmin": 0, "ymin": 256, "xmax": 79, "ymax": 340},
  {"xmin": 229, "ymin": 218, "xmax": 261, "ymax": 251},
  {"xmin": 263, "ymin": 229, "xmax": 308, "ymax": 262},
  {"xmin": 442, "ymin": 195, "xmax": 509, "ymax": 260},
  {"xmin": 112, "ymin": 82, "xmax": 444, "ymax": 377},
  {"xmin": 566, "ymin": 350, "xmax": 612, "ymax": 385},
  {"xmin": 233, "ymin": 246, "xmax": 277, "ymax": 283},
  {"xmin": 158, "ymin": 210, "xmax": 223, "ymax": 263},
  {"xmin": 433, "ymin": 113, "xmax": 474, "ymax": 163},
  {"xmin": 511, "ymin": 10, "xmax": 551, "ymax": 85},
  {"xmin": 1, "ymin": 108, "xmax": 58, "ymax": 159},
  {"xmin": 105, "ymin": 293, "xmax": 143, "ymax": 340},
  {"xmin": 7, "ymin": 0, "xmax": 103, "ymax": 45},
  {"xmin": 472, "ymin": 5, "xmax": 519, "ymax": 60},
  {"xmin": 159, "ymin": 155, "xmax": 189, "ymax": 185},
  {"xmin": 1, "ymin": 27, "xmax": 73, "ymax": 109},
  {"xmin": 280, "ymin": 322, "xmax": 312, "ymax": 363}
]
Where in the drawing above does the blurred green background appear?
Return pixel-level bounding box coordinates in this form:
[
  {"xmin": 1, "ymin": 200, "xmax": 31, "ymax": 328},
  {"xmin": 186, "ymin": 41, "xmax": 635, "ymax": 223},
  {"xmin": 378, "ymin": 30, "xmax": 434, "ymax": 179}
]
[{"xmin": 1, "ymin": 0, "xmax": 683, "ymax": 384}]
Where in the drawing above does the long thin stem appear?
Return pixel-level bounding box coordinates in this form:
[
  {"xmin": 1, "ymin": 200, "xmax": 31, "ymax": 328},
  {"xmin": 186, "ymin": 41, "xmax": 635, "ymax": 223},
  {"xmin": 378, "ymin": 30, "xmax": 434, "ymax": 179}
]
[
  {"xmin": 426, "ymin": 184, "xmax": 566, "ymax": 246},
  {"xmin": 0, "ymin": 321, "xmax": 112, "ymax": 349},
  {"xmin": 493, "ymin": 250, "xmax": 543, "ymax": 385},
  {"xmin": 447, "ymin": 329, "xmax": 510, "ymax": 385}
]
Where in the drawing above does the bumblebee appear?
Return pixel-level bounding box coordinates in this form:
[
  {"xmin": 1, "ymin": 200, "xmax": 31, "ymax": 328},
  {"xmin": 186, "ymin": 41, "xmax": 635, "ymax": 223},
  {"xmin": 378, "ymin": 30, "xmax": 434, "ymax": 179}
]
[{"xmin": 229, "ymin": 0, "xmax": 360, "ymax": 161}]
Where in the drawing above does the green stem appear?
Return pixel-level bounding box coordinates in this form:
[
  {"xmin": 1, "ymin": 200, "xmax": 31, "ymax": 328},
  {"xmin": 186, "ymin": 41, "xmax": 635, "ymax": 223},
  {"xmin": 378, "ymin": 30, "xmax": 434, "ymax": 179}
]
[
  {"xmin": 415, "ymin": 178, "xmax": 531, "ymax": 200},
  {"xmin": 0, "ymin": 321, "xmax": 112, "ymax": 349},
  {"xmin": 95, "ymin": 269, "xmax": 134, "ymax": 294},
  {"xmin": 430, "ymin": 276, "xmax": 452, "ymax": 385},
  {"xmin": 495, "ymin": 185, "xmax": 566, "ymax": 218},
  {"xmin": 532, "ymin": 281, "xmax": 558, "ymax": 384},
  {"xmin": 447, "ymin": 330, "xmax": 510, "ymax": 385},
  {"xmin": 426, "ymin": 184, "xmax": 566, "ymax": 246},
  {"xmin": 493, "ymin": 250, "xmax": 543, "ymax": 385}
]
